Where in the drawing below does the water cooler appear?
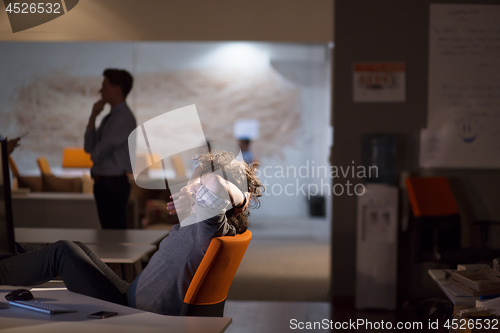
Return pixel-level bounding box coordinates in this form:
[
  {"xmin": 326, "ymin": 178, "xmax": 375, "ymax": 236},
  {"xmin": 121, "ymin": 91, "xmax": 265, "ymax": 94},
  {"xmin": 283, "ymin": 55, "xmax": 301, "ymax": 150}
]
[{"xmin": 355, "ymin": 184, "xmax": 398, "ymax": 310}]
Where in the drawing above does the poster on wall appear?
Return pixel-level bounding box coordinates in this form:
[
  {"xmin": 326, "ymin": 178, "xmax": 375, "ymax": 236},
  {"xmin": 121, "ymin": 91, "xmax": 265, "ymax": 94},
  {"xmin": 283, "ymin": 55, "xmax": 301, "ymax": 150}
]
[
  {"xmin": 427, "ymin": 4, "xmax": 500, "ymax": 168},
  {"xmin": 352, "ymin": 62, "xmax": 406, "ymax": 103}
]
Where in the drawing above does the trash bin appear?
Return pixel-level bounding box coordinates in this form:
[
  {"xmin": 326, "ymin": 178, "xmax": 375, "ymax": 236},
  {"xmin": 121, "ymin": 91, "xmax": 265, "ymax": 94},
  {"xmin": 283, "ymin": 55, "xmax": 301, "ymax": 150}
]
[{"xmin": 308, "ymin": 195, "xmax": 326, "ymax": 217}]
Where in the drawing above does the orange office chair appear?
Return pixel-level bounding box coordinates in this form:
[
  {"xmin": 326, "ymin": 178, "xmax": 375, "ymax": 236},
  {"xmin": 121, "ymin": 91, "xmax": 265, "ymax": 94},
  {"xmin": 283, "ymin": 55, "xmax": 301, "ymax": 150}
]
[
  {"xmin": 181, "ymin": 230, "xmax": 252, "ymax": 317},
  {"xmin": 406, "ymin": 177, "xmax": 500, "ymax": 263},
  {"xmin": 406, "ymin": 177, "xmax": 461, "ymax": 262},
  {"xmin": 61, "ymin": 147, "xmax": 93, "ymax": 168},
  {"xmin": 37, "ymin": 157, "xmax": 52, "ymax": 175}
]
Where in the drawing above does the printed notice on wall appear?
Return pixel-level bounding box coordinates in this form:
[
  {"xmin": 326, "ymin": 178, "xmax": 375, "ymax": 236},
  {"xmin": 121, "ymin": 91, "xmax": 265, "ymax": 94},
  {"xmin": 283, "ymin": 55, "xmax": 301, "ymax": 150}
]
[
  {"xmin": 419, "ymin": 128, "xmax": 448, "ymax": 168},
  {"xmin": 427, "ymin": 4, "xmax": 500, "ymax": 168},
  {"xmin": 353, "ymin": 62, "xmax": 406, "ymax": 103}
]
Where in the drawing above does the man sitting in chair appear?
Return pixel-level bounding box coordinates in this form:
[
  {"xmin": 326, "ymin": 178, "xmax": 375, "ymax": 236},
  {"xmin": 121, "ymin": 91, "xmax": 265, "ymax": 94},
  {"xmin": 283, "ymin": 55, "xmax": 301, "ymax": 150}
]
[{"xmin": 0, "ymin": 150, "xmax": 264, "ymax": 316}]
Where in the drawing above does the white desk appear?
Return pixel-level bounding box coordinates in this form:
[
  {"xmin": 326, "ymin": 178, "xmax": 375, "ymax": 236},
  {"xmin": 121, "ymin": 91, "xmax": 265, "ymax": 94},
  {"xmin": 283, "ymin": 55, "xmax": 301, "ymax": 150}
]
[
  {"xmin": 12, "ymin": 193, "xmax": 101, "ymax": 229},
  {"xmin": 15, "ymin": 228, "xmax": 170, "ymax": 246},
  {"xmin": 0, "ymin": 289, "xmax": 231, "ymax": 333},
  {"xmin": 428, "ymin": 269, "xmax": 478, "ymax": 306}
]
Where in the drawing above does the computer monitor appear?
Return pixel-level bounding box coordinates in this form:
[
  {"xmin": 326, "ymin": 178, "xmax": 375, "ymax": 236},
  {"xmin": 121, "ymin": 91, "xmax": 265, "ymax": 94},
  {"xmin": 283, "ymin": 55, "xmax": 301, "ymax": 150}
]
[{"xmin": 0, "ymin": 139, "xmax": 15, "ymax": 254}]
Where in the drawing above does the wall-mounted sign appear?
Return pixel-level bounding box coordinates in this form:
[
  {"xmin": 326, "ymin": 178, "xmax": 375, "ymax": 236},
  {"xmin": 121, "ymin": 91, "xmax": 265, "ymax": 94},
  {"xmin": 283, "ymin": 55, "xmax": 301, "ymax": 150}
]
[
  {"xmin": 353, "ymin": 62, "xmax": 406, "ymax": 103},
  {"xmin": 419, "ymin": 128, "xmax": 448, "ymax": 168}
]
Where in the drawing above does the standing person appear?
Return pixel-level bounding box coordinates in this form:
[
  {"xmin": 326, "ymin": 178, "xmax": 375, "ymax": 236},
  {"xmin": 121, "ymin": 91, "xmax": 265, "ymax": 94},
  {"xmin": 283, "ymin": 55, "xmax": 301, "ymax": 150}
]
[
  {"xmin": 237, "ymin": 138, "xmax": 253, "ymax": 164},
  {"xmin": 237, "ymin": 137, "xmax": 259, "ymax": 165},
  {"xmin": 84, "ymin": 69, "xmax": 137, "ymax": 229}
]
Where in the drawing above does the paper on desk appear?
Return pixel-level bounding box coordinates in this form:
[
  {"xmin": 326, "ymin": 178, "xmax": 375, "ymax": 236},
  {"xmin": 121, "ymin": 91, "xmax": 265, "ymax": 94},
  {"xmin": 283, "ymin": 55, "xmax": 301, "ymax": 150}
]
[
  {"xmin": 446, "ymin": 282, "xmax": 473, "ymax": 297},
  {"xmin": 476, "ymin": 297, "xmax": 500, "ymax": 315}
]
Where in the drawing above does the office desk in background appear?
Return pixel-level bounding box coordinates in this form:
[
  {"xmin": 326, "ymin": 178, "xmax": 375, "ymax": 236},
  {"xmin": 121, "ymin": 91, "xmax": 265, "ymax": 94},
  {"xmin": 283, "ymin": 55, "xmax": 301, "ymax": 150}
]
[
  {"xmin": 12, "ymin": 193, "xmax": 139, "ymax": 229},
  {"xmin": 85, "ymin": 244, "xmax": 156, "ymax": 280},
  {"xmin": 15, "ymin": 228, "xmax": 170, "ymax": 246},
  {"xmin": 14, "ymin": 228, "xmax": 170, "ymax": 282},
  {"xmin": 84, "ymin": 244, "xmax": 155, "ymax": 264},
  {"xmin": 0, "ymin": 289, "xmax": 232, "ymax": 333}
]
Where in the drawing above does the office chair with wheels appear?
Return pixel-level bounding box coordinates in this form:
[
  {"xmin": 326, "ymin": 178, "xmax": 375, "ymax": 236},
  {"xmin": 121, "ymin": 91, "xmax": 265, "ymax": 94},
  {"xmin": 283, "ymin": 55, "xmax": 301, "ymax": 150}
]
[
  {"xmin": 181, "ymin": 230, "xmax": 252, "ymax": 317},
  {"xmin": 405, "ymin": 177, "xmax": 500, "ymax": 264}
]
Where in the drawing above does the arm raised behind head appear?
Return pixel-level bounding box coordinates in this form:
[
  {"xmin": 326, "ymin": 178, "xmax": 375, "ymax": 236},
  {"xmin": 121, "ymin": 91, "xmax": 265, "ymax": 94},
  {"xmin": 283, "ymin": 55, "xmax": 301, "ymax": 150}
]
[{"xmin": 201, "ymin": 173, "xmax": 245, "ymax": 208}]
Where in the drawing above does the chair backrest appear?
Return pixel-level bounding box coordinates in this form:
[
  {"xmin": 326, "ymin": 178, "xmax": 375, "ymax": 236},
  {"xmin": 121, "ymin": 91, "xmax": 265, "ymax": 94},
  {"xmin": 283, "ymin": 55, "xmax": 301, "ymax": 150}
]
[
  {"xmin": 37, "ymin": 157, "xmax": 52, "ymax": 175},
  {"xmin": 171, "ymin": 155, "xmax": 186, "ymax": 178},
  {"xmin": 181, "ymin": 230, "xmax": 252, "ymax": 317},
  {"xmin": 62, "ymin": 147, "xmax": 93, "ymax": 168},
  {"xmin": 8, "ymin": 156, "xmax": 20, "ymax": 177},
  {"xmin": 405, "ymin": 176, "xmax": 459, "ymax": 217}
]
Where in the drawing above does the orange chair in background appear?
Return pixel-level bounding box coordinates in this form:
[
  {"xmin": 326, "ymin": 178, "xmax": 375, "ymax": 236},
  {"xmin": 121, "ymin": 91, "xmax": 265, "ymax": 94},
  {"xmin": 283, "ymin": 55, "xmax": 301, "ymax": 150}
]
[
  {"xmin": 62, "ymin": 147, "xmax": 93, "ymax": 168},
  {"xmin": 9, "ymin": 156, "xmax": 43, "ymax": 192},
  {"xmin": 181, "ymin": 230, "xmax": 252, "ymax": 317},
  {"xmin": 171, "ymin": 154, "xmax": 186, "ymax": 178},
  {"xmin": 405, "ymin": 176, "xmax": 500, "ymax": 263},
  {"xmin": 8, "ymin": 156, "xmax": 20, "ymax": 177},
  {"xmin": 406, "ymin": 177, "xmax": 464, "ymax": 262},
  {"xmin": 36, "ymin": 157, "xmax": 52, "ymax": 175}
]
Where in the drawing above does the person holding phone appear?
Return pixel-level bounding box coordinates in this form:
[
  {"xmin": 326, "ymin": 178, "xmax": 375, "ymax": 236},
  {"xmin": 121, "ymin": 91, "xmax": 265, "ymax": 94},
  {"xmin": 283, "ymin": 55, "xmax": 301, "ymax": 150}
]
[
  {"xmin": 0, "ymin": 134, "xmax": 24, "ymax": 155},
  {"xmin": 84, "ymin": 69, "xmax": 137, "ymax": 229}
]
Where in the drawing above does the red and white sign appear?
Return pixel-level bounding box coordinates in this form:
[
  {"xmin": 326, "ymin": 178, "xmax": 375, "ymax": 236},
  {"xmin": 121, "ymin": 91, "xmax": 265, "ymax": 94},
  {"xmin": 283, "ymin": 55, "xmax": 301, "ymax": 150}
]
[{"xmin": 353, "ymin": 62, "xmax": 406, "ymax": 103}]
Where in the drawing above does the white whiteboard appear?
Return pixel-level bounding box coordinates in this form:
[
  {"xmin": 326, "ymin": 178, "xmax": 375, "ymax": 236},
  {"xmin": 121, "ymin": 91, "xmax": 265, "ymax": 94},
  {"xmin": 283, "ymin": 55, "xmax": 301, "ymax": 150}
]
[{"xmin": 426, "ymin": 4, "xmax": 500, "ymax": 168}]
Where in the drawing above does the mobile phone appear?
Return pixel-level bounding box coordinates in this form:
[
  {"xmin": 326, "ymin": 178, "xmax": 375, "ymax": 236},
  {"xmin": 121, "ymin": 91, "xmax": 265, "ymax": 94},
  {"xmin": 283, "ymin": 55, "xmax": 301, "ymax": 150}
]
[{"xmin": 87, "ymin": 311, "xmax": 117, "ymax": 319}]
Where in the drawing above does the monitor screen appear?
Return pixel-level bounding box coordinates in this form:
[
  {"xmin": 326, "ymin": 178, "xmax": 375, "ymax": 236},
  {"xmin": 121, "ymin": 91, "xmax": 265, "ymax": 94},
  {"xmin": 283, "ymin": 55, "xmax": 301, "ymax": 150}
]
[{"xmin": 0, "ymin": 139, "xmax": 15, "ymax": 254}]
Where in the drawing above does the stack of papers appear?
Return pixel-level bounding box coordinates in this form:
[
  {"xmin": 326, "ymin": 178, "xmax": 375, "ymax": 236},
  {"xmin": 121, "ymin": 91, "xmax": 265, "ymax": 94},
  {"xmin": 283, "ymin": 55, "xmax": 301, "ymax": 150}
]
[{"xmin": 476, "ymin": 297, "xmax": 500, "ymax": 315}]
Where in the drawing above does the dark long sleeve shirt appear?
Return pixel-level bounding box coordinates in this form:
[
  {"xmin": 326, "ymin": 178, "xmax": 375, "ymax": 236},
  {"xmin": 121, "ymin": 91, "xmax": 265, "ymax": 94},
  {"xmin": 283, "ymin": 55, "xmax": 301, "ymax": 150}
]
[{"xmin": 84, "ymin": 102, "xmax": 137, "ymax": 176}]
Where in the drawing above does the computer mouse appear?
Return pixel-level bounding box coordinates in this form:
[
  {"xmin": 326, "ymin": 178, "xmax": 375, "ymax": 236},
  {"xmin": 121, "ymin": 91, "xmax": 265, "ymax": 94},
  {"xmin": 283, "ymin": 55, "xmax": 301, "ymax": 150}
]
[{"xmin": 5, "ymin": 289, "xmax": 34, "ymax": 301}]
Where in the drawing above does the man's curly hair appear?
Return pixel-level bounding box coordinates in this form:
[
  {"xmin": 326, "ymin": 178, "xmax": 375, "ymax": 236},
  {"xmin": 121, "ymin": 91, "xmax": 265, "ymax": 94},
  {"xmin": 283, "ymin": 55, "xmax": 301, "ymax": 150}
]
[{"xmin": 194, "ymin": 150, "xmax": 264, "ymax": 234}]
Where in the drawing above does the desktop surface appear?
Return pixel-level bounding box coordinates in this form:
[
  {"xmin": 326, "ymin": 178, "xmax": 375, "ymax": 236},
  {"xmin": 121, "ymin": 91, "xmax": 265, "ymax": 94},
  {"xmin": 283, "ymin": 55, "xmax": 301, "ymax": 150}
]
[
  {"xmin": 0, "ymin": 288, "xmax": 232, "ymax": 333},
  {"xmin": 428, "ymin": 269, "xmax": 478, "ymax": 306}
]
